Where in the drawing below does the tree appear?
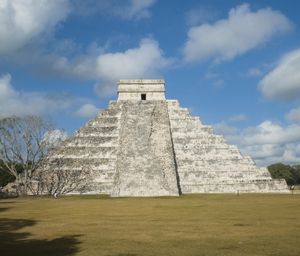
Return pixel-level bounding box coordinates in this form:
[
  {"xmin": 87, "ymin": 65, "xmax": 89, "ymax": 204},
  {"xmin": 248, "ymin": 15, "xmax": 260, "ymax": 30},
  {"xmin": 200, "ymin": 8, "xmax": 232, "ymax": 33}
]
[
  {"xmin": 0, "ymin": 116, "xmax": 63, "ymax": 195},
  {"xmin": 291, "ymin": 165, "xmax": 300, "ymax": 185},
  {"xmin": 268, "ymin": 163, "xmax": 298, "ymax": 186},
  {"xmin": 35, "ymin": 159, "xmax": 92, "ymax": 196}
]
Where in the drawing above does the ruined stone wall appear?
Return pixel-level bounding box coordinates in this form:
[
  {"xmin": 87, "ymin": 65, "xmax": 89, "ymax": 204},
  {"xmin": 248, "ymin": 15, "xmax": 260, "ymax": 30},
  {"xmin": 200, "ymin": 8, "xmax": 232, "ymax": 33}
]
[{"xmin": 111, "ymin": 101, "xmax": 179, "ymax": 196}]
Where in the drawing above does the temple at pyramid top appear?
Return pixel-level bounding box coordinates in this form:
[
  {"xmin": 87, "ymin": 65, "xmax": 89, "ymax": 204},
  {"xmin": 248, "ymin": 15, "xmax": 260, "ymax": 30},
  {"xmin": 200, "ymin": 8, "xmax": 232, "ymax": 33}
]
[{"xmin": 118, "ymin": 79, "xmax": 166, "ymax": 101}]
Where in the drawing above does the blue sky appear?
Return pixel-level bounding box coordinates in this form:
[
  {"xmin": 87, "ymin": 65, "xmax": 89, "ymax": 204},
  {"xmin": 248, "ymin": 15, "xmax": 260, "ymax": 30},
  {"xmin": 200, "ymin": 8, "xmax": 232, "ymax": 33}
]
[{"xmin": 1, "ymin": 0, "xmax": 300, "ymax": 166}]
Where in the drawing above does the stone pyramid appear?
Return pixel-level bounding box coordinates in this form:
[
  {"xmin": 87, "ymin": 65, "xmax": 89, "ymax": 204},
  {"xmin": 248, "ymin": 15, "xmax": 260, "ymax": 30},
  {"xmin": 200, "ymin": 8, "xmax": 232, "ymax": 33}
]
[{"xmin": 44, "ymin": 80, "xmax": 288, "ymax": 196}]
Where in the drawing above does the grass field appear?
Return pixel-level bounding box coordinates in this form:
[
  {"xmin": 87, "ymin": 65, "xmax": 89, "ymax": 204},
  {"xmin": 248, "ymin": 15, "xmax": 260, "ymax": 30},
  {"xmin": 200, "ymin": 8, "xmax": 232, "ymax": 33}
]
[{"xmin": 1, "ymin": 194, "xmax": 300, "ymax": 256}]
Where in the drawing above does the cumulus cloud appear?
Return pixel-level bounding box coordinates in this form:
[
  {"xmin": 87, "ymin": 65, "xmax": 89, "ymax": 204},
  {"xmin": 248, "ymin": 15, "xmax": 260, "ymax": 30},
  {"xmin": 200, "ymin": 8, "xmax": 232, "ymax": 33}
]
[
  {"xmin": 0, "ymin": 1, "xmax": 167, "ymax": 98},
  {"xmin": 224, "ymin": 120, "xmax": 300, "ymax": 166},
  {"xmin": 45, "ymin": 38, "xmax": 171, "ymax": 97},
  {"xmin": 0, "ymin": 0, "xmax": 70, "ymax": 55},
  {"xmin": 286, "ymin": 107, "xmax": 300, "ymax": 123},
  {"xmin": 94, "ymin": 39, "xmax": 170, "ymax": 80},
  {"xmin": 75, "ymin": 103, "xmax": 100, "ymax": 118},
  {"xmin": 0, "ymin": 0, "xmax": 156, "ymax": 56},
  {"xmin": 259, "ymin": 49, "xmax": 300, "ymax": 100},
  {"xmin": 0, "ymin": 74, "xmax": 72, "ymax": 118},
  {"xmin": 183, "ymin": 4, "xmax": 292, "ymax": 62},
  {"xmin": 241, "ymin": 142, "xmax": 300, "ymax": 167}
]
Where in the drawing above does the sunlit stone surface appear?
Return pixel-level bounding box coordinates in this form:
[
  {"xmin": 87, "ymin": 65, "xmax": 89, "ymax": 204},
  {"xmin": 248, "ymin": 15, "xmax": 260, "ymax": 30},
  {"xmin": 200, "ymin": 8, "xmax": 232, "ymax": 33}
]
[{"xmin": 45, "ymin": 80, "xmax": 289, "ymax": 196}]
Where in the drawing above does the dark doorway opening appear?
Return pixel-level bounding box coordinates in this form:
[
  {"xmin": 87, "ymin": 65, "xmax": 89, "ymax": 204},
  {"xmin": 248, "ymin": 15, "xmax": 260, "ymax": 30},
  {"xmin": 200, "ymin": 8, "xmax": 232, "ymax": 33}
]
[{"xmin": 141, "ymin": 94, "xmax": 146, "ymax": 100}]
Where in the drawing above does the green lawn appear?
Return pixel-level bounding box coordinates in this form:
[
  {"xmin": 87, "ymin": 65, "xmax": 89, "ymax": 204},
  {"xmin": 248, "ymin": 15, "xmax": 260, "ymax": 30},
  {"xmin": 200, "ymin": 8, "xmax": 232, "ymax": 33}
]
[{"xmin": 1, "ymin": 194, "xmax": 300, "ymax": 256}]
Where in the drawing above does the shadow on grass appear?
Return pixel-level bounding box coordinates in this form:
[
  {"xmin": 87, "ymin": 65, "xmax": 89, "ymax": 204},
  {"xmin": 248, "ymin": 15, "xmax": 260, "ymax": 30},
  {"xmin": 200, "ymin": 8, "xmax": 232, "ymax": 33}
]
[
  {"xmin": 0, "ymin": 207, "xmax": 11, "ymax": 212},
  {"xmin": 0, "ymin": 217, "xmax": 81, "ymax": 256}
]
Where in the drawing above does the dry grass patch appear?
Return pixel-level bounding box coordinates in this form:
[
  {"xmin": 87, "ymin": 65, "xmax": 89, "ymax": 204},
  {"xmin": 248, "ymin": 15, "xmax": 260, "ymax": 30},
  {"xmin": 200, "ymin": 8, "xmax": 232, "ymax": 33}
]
[{"xmin": 1, "ymin": 194, "xmax": 300, "ymax": 256}]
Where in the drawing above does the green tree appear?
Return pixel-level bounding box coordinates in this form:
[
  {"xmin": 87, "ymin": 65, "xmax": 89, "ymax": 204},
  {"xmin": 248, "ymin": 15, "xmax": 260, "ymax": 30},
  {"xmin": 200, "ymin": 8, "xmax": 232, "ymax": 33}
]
[
  {"xmin": 267, "ymin": 163, "xmax": 295, "ymax": 185},
  {"xmin": 291, "ymin": 165, "xmax": 300, "ymax": 185}
]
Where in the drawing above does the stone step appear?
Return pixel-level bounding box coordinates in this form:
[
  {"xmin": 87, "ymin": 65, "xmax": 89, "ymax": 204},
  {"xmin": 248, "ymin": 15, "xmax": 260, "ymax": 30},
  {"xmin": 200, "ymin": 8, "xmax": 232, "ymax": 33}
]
[
  {"xmin": 172, "ymin": 135, "xmax": 225, "ymax": 144},
  {"xmin": 175, "ymin": 148, "xmax": 241, "ymax": 157},
  {"xmin": 100, "ymin": 108, "xmax": 122, "ymax": 117},
  {"xmin": 90, "ymin": 116, "xmax": 119, "ymax": 125},
  {"xmin": 79, "ymin": 126, "xmax": 119, "ymax": 135},
  {"xmin": 64, "ymin": 136, "xmax": 118, "ymax": 147},
  {"xmin": 175, "ymin": 156, "xmax": 243, "ymax": 163},
  {"xmin": 173, "ymin": 136, "xmax": 226, "ymax": 144},
  {"xmin": 169, "ymin": 117, "xmax": 200, "ymax": 122},
  {"xmin": 176, "ymin": 158, "xmax": 255, "ymax": 168},
  {"xmin": 92, "ymin": 170, "xmax": 116, "ymax": 183},
  {"xmin": 178, "ymin": 172, "xmax": 271, "ymax": 181},
  {"xmin": 51, "ymin": 148, "xmax": 117, "ymax": 158},
  {"xmin": 45, "ymin": 157, "xmax": 116, "ymax": 169},
  {"xmin": 180, "ymin": 179, "xmax": 289, "ymax": 193}
]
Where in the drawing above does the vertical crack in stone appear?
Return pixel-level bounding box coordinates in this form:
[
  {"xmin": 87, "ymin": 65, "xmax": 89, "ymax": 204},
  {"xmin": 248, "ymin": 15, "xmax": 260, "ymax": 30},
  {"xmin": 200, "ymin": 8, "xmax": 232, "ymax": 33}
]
[{"xmin": 148, "ymin": 104, "xmax": 156, "ymax": 140}]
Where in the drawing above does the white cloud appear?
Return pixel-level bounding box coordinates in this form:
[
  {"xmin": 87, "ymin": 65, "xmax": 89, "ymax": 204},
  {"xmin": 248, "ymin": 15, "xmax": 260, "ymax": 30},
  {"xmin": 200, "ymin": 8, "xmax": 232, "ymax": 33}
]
[
  {"xmin": 0, "ymin": 74, "xmax": 72, "ymax": 118},
  {"xmin": 0, "ymin": 1, "xmax": 165, "ymax": 98},
  {"xmin": 47, "ymin": 38, "xmax": 171, "ymax": 96},
  {"xmin": 286, "ymin": 107, "xmax": 300, "ymax": 123},
  {"xmin": 75, "ymin": 103, "xmax": 100, "ymax": 118},
  {"xmin": 94, "ymin": 38, "xmax": 170, "ymax": 81},
  {"xmin": 241, "ymin": 142, "xmax": 300, "ymax": 167},
  {"xmin": 259, "ymin": 49, "xmax": 300, "ymax": 100},
  {"xmin": 240, "ymin": 121, "xmax": 300, "ymax": 145},
  {"xmin": 183, "ymin": 4, "xmax": 292, "ymax": 62},
  {"xmin": 224, "ymin": 120, "xmax": 300, "ymax": 166},
  {"xmin": 0, "ymin": 0, "xmax": 70, "ymax": 55}
]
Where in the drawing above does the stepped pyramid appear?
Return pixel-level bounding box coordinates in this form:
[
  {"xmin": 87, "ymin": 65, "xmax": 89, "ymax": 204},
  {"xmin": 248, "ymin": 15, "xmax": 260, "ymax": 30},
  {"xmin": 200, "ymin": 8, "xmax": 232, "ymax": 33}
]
[{"xmin": 45, "ymin": 79, "xmax": 288, "ymax": 196}]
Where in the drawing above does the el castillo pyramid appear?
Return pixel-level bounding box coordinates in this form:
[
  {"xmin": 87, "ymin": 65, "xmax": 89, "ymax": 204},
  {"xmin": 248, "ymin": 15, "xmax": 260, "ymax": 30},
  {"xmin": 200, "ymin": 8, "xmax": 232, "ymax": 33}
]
[{"xmin": 44, "ymin": 79, "xmax": 288, "ymax": 196}]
